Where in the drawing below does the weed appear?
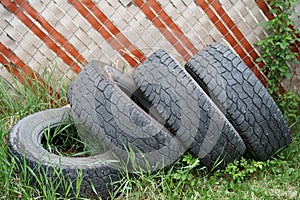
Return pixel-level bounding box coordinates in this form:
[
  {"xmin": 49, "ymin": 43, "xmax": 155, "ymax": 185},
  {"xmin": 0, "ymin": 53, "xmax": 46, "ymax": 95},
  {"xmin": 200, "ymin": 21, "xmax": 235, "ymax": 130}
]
[{"xmin": 256, "ymin": 0, "xmax": 300, "ymax": 125}]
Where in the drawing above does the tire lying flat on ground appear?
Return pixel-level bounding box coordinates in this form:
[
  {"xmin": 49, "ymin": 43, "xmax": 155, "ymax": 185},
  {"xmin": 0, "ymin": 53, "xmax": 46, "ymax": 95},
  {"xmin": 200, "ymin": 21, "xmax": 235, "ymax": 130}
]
[
  {"xmin": 185, "ymin": 43, "xmax": 292, "ymax": 161},
  {"xmin": 67, "ymin": 61, "xmax": 185, "ymax": 172},
  {"xmin": 133, "ymin": 50, "xmax": 246, "ymax": 170},
  {"xmin": 8, "ymin": 107, "xmax": 120, "ymax": 199}
]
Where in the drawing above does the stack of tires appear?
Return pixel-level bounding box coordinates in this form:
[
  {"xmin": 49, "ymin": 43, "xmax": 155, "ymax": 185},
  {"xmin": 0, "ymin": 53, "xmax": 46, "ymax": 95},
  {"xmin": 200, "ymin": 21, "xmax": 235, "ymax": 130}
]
[{"xmin": 8, "ymin": 43, "xmax": 292, "ymax": 199}]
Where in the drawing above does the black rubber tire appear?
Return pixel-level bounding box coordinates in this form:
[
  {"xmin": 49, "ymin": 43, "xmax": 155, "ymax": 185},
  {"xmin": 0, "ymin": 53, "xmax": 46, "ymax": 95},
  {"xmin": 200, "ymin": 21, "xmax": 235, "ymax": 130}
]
[
  {"xmin": 67, "ymin": 61, "xmax": 185, "ymax": 172},
  {"xmin": 133, "ymin": 50, "xmax": 246, "ymax": 170},
  {"xmin": 185, "ymin": 43, "xmax": 292, "ymax": 161},
  {"xmin": 69, "ymin": 65, "xmax": 165, "ymax": 155},
  {"xmin": 8, "ymin": 107, "xmax": 120, "ymax": 199}
]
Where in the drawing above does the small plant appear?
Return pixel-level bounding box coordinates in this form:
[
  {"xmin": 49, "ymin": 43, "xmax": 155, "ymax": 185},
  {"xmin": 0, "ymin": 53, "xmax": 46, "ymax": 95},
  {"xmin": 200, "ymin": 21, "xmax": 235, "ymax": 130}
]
[
  {"xmin": 157, "ymin": 154, "xmax": 206, "ymax": 198},
  {"xmin": 223, "ymin": 157, "xmax": 267, "ymax": 182},
  {"xmin": 256, "ymin": 0, "xmax": 300, "ymax": 124},
  {"xmin": 169, "ymin": 154, "xmax": 202, "ymax": 187},
  {"xmin": 279, "ymin": 91, "xmax": 300, "ymax": 126}
]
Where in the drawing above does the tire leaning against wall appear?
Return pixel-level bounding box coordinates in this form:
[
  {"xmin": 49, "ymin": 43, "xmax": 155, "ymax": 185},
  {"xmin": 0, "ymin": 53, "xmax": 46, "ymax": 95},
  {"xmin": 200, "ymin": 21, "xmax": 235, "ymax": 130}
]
[
  {"xmin": 67, "ymin": 61, "xmax": 185, "ymax": 172},
  {"xmin": 8, "ymin": 107, "xmax": 121, "ymax": 199},
  {"xmin": 68, "ymin": 64, "xmax": 165, "ymax": 155},
  {"xmin": 185, "ymin": 43, "xmax": 292, "ymax": 161},
  {"xmin": 133, "ymin": 50, "xmax": 246, "ymax": 170}
]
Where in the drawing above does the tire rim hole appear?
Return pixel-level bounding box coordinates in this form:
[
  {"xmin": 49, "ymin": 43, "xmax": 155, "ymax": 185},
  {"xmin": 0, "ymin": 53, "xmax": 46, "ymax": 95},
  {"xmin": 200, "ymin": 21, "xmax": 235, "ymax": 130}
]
[{"xmin": 41, "ymin": 123, "xmax": 91, "ymax": 157}]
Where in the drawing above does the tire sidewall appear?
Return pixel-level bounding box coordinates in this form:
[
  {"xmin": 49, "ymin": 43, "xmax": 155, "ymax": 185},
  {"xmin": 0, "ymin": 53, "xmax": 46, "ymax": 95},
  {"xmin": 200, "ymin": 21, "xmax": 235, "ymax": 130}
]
[{"xmin": 9, "ymin": 107, "xmax": 120, "ymax": 169}]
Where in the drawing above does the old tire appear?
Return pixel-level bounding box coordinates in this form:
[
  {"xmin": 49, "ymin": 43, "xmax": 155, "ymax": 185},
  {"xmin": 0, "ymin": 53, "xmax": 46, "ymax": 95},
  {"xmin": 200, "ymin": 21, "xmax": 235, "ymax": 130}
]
[
  {"xmin": 185, "ymin": 43, "xmax": 292, "ymax": 160},
  {"xmin": 133, "ymin": 50, "xmax": 246, "ymax": 170},
  {"xmin": 67, "ymin": 61, "xmax": 185, "ymax": 172},
  {"xmin": 68, "ymin": 65, "xmax": 164, "ymax": 155},
  {"xmin": 8, "ymin": 107, "xmax": 120, "ymax": 199}
]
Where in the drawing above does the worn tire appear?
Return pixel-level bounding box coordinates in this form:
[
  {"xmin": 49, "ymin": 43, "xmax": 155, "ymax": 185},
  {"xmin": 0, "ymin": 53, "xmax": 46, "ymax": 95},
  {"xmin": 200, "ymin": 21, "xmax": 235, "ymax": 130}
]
[
  {"xmin": 133, "ymin": 50, "xmax": 246, "ymax": 170},
  {"xmin": 8, "ymin": 107, "xmax": 120, "ymax": 199},
  {"xmin": 185, "ymin": 43, "xmax": 292, "ymax": 160},
  {"xmin": 69, "ymin": 65, "xmax": 164, "ymax": 155},
  {"xmin": 67, "ymin": 61, "xmax": 185, "ymax": 172}
]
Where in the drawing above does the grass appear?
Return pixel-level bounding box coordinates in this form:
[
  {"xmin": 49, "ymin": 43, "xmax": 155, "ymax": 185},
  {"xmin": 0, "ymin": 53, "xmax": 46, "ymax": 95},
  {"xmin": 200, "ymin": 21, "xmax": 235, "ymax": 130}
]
[
  {"xmin": 0, "ymin": 64, "xmax": 299, "ymax": 199},
  {"xmin": 41, "ymin": 118, "xmax": 91, "ymax": 157}
]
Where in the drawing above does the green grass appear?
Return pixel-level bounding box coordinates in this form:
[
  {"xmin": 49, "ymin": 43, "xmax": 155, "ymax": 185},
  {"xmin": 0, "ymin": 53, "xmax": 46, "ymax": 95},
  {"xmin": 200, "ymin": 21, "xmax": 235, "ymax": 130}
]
[
  {"xmin": 41, "ymin": 117, "xmax": 91, "ymax": 157},
  {"xmin": 0, "ymin": 65, "xmax": 299, "ymax": 199}
]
